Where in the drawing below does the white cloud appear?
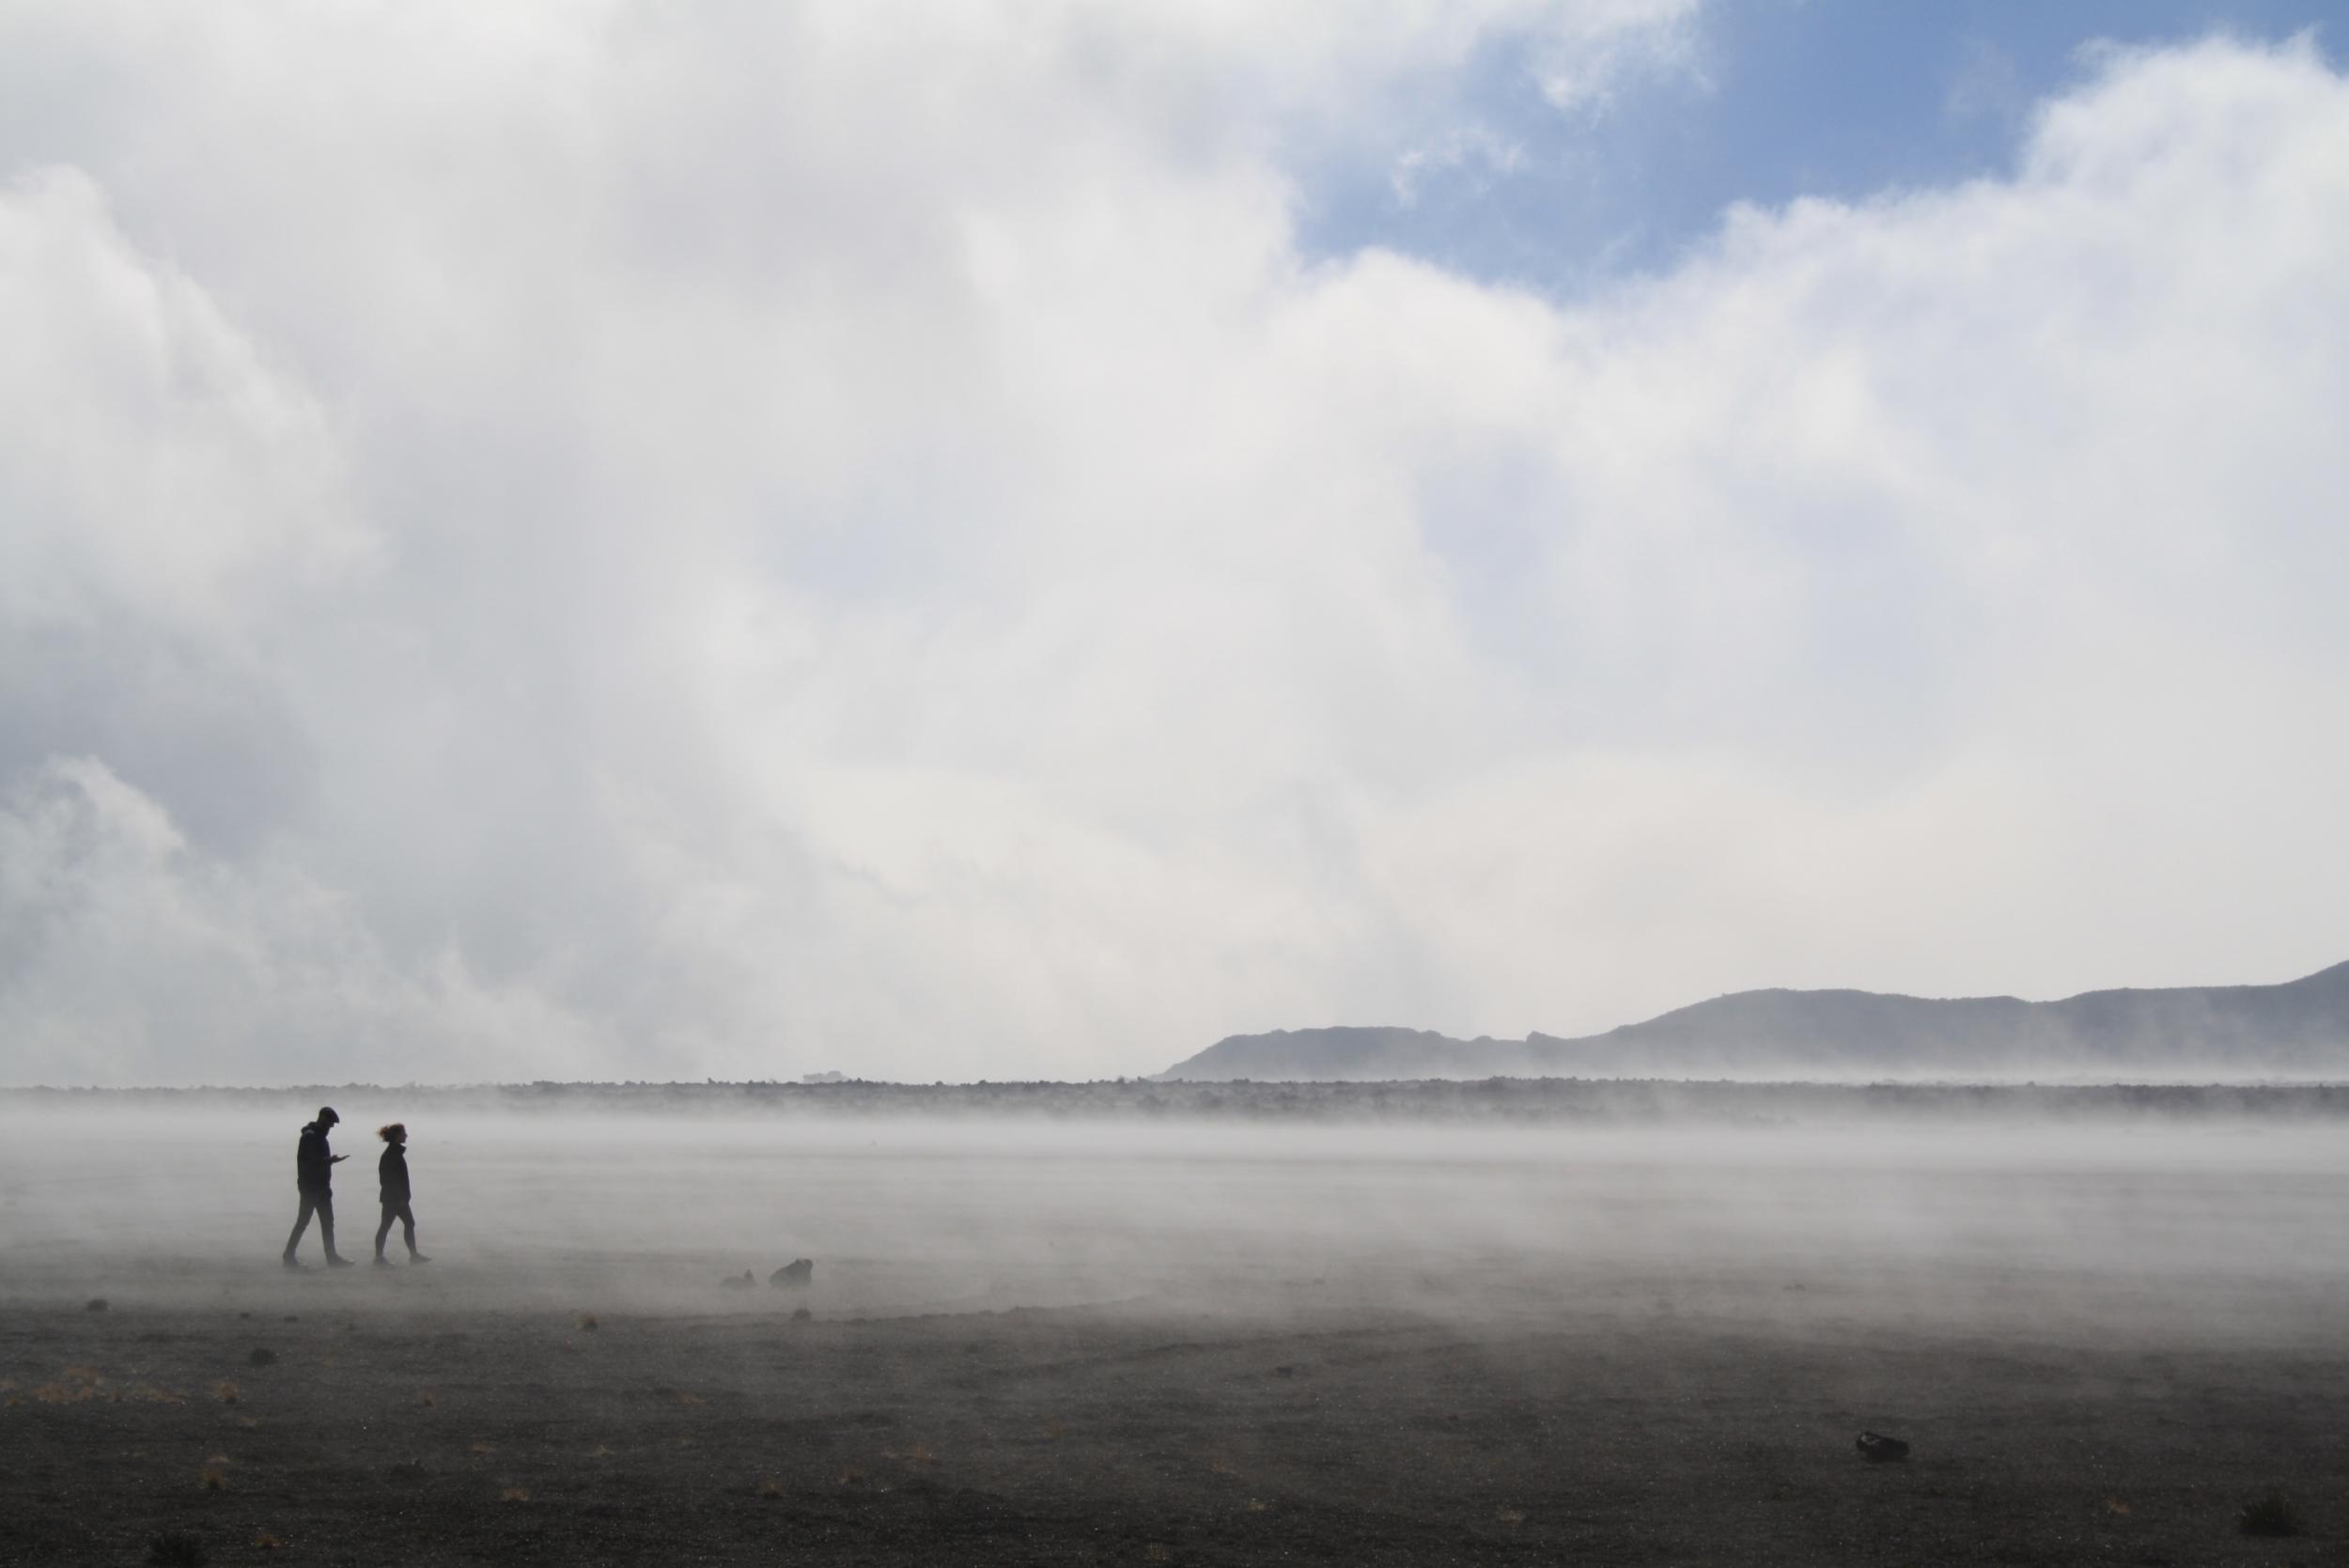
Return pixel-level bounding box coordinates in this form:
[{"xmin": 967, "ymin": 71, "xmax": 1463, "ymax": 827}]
[
  {"xmin": 0, "ymin": 757, "xmax": 621, "ymax": 1085},
  {"xmin": 0, "ymin": 14, "xmax": 2343, "ymax": 1084},
  {"xmin": 1525, "ymin": 0, "xmax": 1706, "ymax": 112},
  {"xmin": 0, "ymin": 168, "xmax": 363, "ymax": 634},
  {"xmin": 1390, "ymin": 126, "xmax": 1531, "ymax": 207}
]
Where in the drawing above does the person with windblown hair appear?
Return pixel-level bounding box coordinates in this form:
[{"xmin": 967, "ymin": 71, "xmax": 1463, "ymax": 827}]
[{"xmin": 373, "ymin": 1124, "xmax": 431, "ymax": 1265}]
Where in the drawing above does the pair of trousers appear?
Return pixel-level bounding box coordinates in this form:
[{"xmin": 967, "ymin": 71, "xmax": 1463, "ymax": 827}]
[
  {"xmin": 283, "ymin": 1191, "xmax": 336, "ymax": 1259},
  {"xmin": 376, "ymin": 1201, "xmax": 419, "ymax": 1256}
]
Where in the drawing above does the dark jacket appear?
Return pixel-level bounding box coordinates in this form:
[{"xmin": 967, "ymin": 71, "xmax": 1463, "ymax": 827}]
[
  {"xmin": 296, "ymin": 1122, "xmax": 334, "ymax": 1194},
  {"xmin": 379, "ymin": 1144, "xmax": 412, "ymax": 1205}
]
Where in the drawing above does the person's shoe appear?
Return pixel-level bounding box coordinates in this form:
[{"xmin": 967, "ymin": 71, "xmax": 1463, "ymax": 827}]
[
  {"xmin": 408, "ymin": 1254, "xmax": 432, "ymax": 1265},
  {"xmin": 372, "ymin": 1255, "xmax": 393, "ymax": 1267},
  {"xmin": 325, "ymin": 1255, "xmax": 356, "ymax": 1269},
  {"xmin": 281, "ymin": 1255, "xmax": 303, "ymax": 1270}
]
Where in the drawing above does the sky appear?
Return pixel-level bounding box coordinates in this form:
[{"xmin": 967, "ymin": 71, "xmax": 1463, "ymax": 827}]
[{"xmin": 2, "ymin": 1, "xmax": 2346, "ymax": 1087}]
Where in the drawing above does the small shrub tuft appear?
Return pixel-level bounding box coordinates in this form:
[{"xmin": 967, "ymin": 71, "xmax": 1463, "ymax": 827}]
[
  {"xmin": 247, "ymin": 1348, "xmax": 276, "ymax": 1368},
  {"xmin": 2238, "ymin": 1489, "xmax": 2302, "ymax": 1538}
]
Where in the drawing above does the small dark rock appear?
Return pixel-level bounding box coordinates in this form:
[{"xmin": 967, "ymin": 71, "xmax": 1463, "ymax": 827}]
[
  {"xmin": 85, "ymin": 1297, "xmax": 108, "ymax": 1312},
  {"xmin": 721, "ymin": 1270, "xmax": 755, "ymax": 1289},
  {"xmin": 1856, "ymin": 1431, "xmax": 1910, "ymax": 1462},
  {"xmin": 147, "ymin": 1530, "xmax": 209, "ymax": 1567},
  {"xmin": 248, "ymin": 1347, "xmax": 278, "ymax": 1367},
  {"xmin": 770, "ymin": 1259, "xmax": 815, "ymax": 1288}
]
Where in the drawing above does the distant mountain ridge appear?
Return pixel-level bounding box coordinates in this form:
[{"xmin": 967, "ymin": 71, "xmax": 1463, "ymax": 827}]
[{"xmin": 1158, "ymin": 961, "xmax": 2349, "ymax": 1081}]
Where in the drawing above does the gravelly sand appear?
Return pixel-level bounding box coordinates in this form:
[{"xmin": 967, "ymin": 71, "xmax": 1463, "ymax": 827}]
[{"xmin": 4, "ymin": 1113, "xmax": 2343, "ymax": 1564}]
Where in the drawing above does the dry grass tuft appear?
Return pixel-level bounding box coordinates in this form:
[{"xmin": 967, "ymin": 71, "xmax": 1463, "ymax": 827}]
[
  {"xmin": 577, "ymin": 1313, "xmax": 599, "ymax": 1331},
  {"xmin": 500, "ymin": 1485, "xmax": 531, "ymax": 1503},
  {"xmin": 755, "ymin": 1474, "xmax": 783, "ymax": 1498},
  {"xmin": 673, "ymin": 1390, "xmax": 706, "ymax": 1406},
  {"xmin": 2104, "ymin": 1498, "xmax": 2131, "ymax": 1516},
  {"xmin": 838, "ymin": 1466, "xmax": 868, "ymax": 1489},
  {"xmin": 214, "ymin": 1382, "xmax": 240, "ymax": 1405},
  {"xmin": 1144, "ymin": 1545, "xmax": 1171, "ymax": 1562},
  {"xmin": 252, "ymin": 1532, "xmax": 286, "ymax": 1550},
  {"xmin": 470, "ymin": 1439, "xmax": 496, "ymax": 1456},
  {"xmin": 1496, "ymin": 1508, "xmax": 1526, "ymax": 1526},
  {"xmin": 64, "ymin": 1365, "xmax": 102, "ymax": 1384},
  {"xmin": 1245, "ymin": 1498, "xmax": 1268, "ymax": 1514},
  {"xmin": 419, "ymin": 1389, "xmax": 437, "ymax": 1407},
  {"xmin": 199, "ymin": 1465, "xmax": 228, "ymax": 1491}
]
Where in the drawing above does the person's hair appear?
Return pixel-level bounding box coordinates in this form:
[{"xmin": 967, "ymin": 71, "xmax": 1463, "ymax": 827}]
[{"xmin": 379, "ymin": 1123, "xmax": 406, "ymax": 1143}]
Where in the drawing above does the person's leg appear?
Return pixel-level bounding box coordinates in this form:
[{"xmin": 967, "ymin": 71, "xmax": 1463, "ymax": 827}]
[
  {"xmin": 374, "ymin": 1204, "xmax": 396, "ymax": 1262},
  {"xmin": 400, "ymin": 1203, "xmax": 428, "ymax": 1262},
  {"xmin": 283, "ymin": 1194, "xmax": 317, "ymax": 1263},
  {"xmin": 318, "ymin": 1192, "xmax": 349, "ymax": 1265}
]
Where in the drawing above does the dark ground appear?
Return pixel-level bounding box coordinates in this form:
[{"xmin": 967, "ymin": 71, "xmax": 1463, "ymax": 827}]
[
  {"xmin": 3, "ymin": 1271, "xmax": 2342, "ymax": 1567},
  {"xmin": 6, "ymin": 1110, "xmax": 2344, "ymax": 1565}
]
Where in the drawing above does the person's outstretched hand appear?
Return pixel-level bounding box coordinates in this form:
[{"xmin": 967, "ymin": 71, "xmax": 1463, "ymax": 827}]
[{"xmin": 331, "ymin": 1155, "xmax": 349, "ymax": 1163}]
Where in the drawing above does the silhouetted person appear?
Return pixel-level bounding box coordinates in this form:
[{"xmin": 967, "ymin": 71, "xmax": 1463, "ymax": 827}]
[
  {"xmin": 282, "ymin": 1107, "xmax": 352, "ymax": 1268},
  {"xmin": 373, "ymin": 1123, "xmax": 430, "ymax": 1265}
]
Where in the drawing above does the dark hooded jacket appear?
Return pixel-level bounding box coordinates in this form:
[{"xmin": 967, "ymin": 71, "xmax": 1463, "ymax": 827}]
[
  {"xmin": 379, "ymin": 1143, "xmax": 412, "ymax": 1205},
  {"xmin": 296, "ymin": 1121, "xmax": 334, "ymax": 1194}
]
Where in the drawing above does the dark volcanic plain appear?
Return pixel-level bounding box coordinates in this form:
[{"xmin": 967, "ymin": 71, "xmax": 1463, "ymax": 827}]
[{"xmin": 3, "ymin": 1092, "xmax": 2344, "ymax": 1566}]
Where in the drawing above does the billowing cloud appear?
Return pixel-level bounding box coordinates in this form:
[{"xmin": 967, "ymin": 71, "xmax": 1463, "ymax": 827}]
[{"xmin": 0, "ymin": 11, "xmax": 2343, "ymax": 1084}]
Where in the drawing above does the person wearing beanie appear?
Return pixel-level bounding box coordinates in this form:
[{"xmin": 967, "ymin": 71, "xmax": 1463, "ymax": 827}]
[{"xmin": 282, "ymin": 1106, "xmax": 353, "ymax": 1268}]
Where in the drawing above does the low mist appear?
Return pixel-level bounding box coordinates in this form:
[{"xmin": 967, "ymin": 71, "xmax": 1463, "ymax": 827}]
[{"xmin": 8, "ymin": 1105, "xmax": 2344, "ymax": 1345}]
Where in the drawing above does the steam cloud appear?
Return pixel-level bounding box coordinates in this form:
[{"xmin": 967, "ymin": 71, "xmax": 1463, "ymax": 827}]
[{"xmin": 3, "ymin": 15, "xmax": 2346, "ymax": 1084}]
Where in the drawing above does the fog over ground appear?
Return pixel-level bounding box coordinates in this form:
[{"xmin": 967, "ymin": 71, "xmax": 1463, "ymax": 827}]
[
  {"xmin": 7, "ymin": 1108, "xmax": 2344, "ymax": 1346},
  {"xmin": 5, "ymin": 9, "xmax": 2349, "ymax": 1085}
]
